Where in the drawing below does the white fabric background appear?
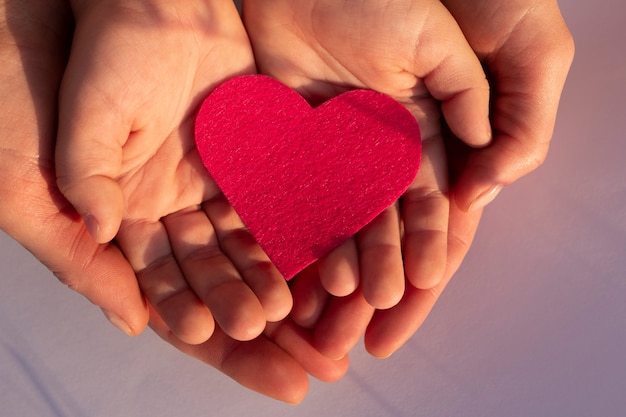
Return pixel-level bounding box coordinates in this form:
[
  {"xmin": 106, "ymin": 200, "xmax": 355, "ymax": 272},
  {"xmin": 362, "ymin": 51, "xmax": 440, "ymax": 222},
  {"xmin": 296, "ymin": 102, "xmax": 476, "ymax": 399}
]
[{"xmin": 1, "ymin": 0, "xmax": 624, "ymax": 415}]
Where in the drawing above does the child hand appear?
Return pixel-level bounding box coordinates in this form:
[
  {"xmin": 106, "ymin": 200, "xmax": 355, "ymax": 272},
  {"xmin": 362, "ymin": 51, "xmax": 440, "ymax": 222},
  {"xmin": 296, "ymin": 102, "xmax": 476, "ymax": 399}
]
[
  {"xmin": 244, "ymin": 0, "xmax": 573, "ymax": 360},
  {"xmin": 57, "ymin": 0, "xmax": 251, "ymax": 243},
  {"xmin": 55, "ymin": 0, "xmax": 291, "ymax": 344},
  {"xmin": 243, "ymin": 0, "xmax": 491, "ymax": 309}
]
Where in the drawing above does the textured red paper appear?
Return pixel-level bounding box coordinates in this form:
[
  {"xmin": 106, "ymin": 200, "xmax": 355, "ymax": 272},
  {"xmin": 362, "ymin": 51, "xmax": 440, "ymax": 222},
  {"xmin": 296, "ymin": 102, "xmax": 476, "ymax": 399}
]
[{"xmin": 195, "ymin": 75, "xmax": 421, "ymax": 279}]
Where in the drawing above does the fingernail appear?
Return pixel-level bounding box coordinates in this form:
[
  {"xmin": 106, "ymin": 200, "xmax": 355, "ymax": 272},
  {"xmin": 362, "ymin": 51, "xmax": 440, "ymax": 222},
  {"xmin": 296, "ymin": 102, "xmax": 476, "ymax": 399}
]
[
  {"xmin": 483, "ymin": 119, "xmax": 494, "ymax": 145},
  {"xmin": 469, "ymin": 185, "xmax": 503, "ymax": 212},
  {"xmin": 102, "ymin": 309, "xmax": 133, "ymax": 336},
  {"xmin": 83, "ymin": 214, "xmax": 100, "ymax": 241}
]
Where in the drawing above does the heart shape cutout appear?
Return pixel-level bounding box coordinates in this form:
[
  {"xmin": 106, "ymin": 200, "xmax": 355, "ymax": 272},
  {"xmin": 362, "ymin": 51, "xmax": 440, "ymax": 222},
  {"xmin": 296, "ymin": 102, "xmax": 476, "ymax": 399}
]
[{"xmin": 195, "ymin": 75, "xmax": 421, "ymax": 279}]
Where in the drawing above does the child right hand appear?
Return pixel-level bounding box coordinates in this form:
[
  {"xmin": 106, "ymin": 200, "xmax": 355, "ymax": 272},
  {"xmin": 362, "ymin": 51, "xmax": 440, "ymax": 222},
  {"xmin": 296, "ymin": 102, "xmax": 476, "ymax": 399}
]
[
  {"xmin": 57, "ymin": 0, "xmax": 252, "ymax": 244},
  {"xmin": 55, "ymin": 0, "xmax": 292, "ymax": 345}
]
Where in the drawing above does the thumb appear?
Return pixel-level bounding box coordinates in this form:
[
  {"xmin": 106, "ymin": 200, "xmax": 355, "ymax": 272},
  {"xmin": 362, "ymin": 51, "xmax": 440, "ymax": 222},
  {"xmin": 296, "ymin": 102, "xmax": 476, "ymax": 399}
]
[
  {"xmin": 3, "ymin": 190, "xmax": 149, "ymax": 336},
  {"xmin": 52, "ymin": 239, "xmax": 149, "ymax": 336},
  {"xmin": 420, "ymin": 10, "xmax": 492, "ymax": 148},
  {"xmin": 56, "ymin": 74, "xmax": 129, "ymax": 243},
  {"xmin": 454, "ymin": 9, "xmax": 575, "ymax": 212}
]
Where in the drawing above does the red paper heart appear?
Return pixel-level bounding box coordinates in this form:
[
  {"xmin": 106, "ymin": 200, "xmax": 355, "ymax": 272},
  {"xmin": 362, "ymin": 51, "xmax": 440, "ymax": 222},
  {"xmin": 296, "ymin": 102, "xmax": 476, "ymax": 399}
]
[{"xmin": 195, "ymin": 75, "xmax": 421, "ymax": 279}]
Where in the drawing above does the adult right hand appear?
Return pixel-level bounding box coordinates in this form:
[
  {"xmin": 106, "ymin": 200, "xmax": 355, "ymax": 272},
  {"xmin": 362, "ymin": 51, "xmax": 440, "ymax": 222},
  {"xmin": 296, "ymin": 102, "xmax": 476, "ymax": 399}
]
[
  {"xmin": 0, "ymin": 0, "xmax": 149, "ymax": 337},
  {"xmin": 0, "ymin": 0, "xmax": 346, "ymax": 403}
]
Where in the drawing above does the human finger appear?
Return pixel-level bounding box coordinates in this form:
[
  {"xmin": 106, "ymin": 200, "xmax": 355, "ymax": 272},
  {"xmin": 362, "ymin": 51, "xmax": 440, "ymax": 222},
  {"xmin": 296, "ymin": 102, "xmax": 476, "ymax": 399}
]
[
  {"xmin": 454, "ymin": 5, "xmax": 575, "ymax": 212},
  {"xmin": 203, "ymin": 194, "xmax": 293, "ymax": 322},
  {"xmin": 55, "ymin": 19, "xmax": 133, "ymax": 244},
  {"xmin": 401, "ymin": 134, "xmax": 450, "ymax": 289},
  {"xmin": 116, "ymin": 219, "xmax": 216, "ymax": 344},
  {"xmin": 318, "ymin": 237, "xmax": 360, "ymax": 297},
  {"xmin": 313, "ymin": 289, "xmax": 375, "ymax": 360},
  {"xmin": 149, "ymin": 306, "xmax": 349, "ymax": 404},
  {"xmin": 407, "ymin": 1, "xmax": 492, "ymax": 148},
  {"xmin": 264, "ymin": 319, "xmax": 350, "ymax": 383},
  {"xmin": 147, "ymin": 306, "xmax": 307, "ymax": 404},
  {"xmin": 364, "ymin": 198, "xmax": 482, "ymax": 358},
  {"xmin": 0, "ymin": 174, "xmax": 149, "ymax": 335},
  {"xmin": 357, "ymin": 203, "xmax": 405, "ymax": 309},
  {"xmin": 162, "ymin": 207, "xmax": 268, "ymax": 341},
  {"xmin": 0, "ymin": 5, "xmax": 148, "ymax": 336},
  {"xmin": 290, "ymin": 265, "xmax": 331, "ymax": 328}
]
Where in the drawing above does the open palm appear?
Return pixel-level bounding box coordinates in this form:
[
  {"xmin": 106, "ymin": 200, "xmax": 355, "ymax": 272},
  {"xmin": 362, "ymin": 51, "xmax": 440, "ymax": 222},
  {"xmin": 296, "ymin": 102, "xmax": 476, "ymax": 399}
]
[
  {"xmin": 242, "ymin": 0, "xmax": 490, "ymax": 358},
  {"xmin": 0, "ymin": 0, "xmax": 350, "ymax": 403},
  {"xmin": 56, "ymin": 0, "xmax": 291, "ymax": 344},
  {"xmin": 244, "ymin": 0, "xmax": 490, "ymax": 305}
]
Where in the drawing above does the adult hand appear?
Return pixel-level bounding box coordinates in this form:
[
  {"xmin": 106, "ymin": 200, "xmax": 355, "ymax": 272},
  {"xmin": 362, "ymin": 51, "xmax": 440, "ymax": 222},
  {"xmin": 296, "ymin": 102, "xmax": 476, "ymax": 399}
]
[
  {"xmin": 441, "ymin": 0, "xmax": 575, "ymax": 211},
  {"xmin": 0, "ymin": 0, "xmax": 148, "ymax": 337},
  {"xmin": 55, "ymin": 0, "xmax": 292, "ymax": 344},
  {"xmin": 290, "ymin": 194, "xmax": 482, "ymax": 359},
  {"xmin": 0, "ymin": 0, "xmax": 347, "ymax": 403},
  {"xmin": 363, "ymin": 0, "xmax": 575, "ymax": 357}
]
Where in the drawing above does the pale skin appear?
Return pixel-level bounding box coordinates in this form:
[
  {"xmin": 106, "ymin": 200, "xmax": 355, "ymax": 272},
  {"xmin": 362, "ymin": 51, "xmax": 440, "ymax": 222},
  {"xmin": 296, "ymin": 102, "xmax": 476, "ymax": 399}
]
[
  {"xmin": 55, "ymin": 0, "xmax": 295, "ymax": 344},
  {"xmin": 441, "ymin": 0, "xmax": 575, "ymax": 211},
  {"xmin": 243, "ymin": 0, "xmax": 493, "ymax": 310},
  {"xmin": 50, "ymin": 0, "xmax": 491, "ymax": 391},
  {"xmin": 53, "ymin": 0, "xmax": 492, "ymax": 347},
  {"xmin": 1, "ymin": 0, "xmax": 573, "ymax": 402},
  {"xmin": 54, "ymin": 0, "xmax": 573, "ymax": 361},
  {"xmin": 243, "ymin": 0, "xmax": 574, "ymax": 359},
  {"xmin": 0, "ymin": 0, "xmax": 347, "ymax": 404},
  {"xmin": 369, "ymin": 0, "xmax": 574, "ymax": 357}
]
